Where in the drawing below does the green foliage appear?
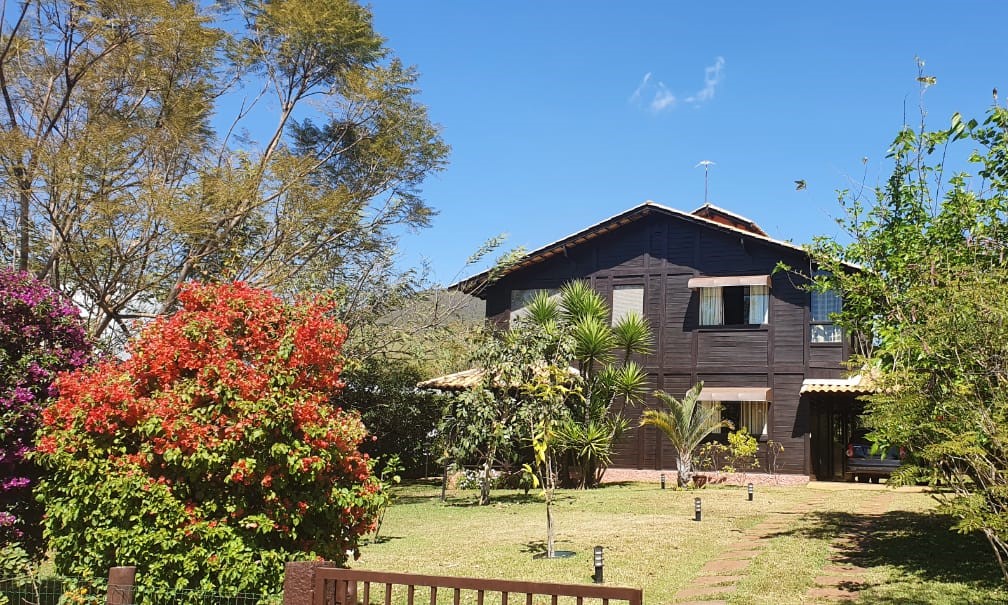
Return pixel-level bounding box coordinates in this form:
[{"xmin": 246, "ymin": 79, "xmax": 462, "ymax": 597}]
[
  {"xmin": 439, "ymin": 321, "xmax": 573, "ymax": 505},
  {"xmin": 338, "ymin": 360, "xmax": 444, "ymax": 477},
  {"xmin": 642, "ymin": 382, "xmax": 733, "ymax": 487},
  {"xmin": 807, "ymin": 88, "xmax": 1008, "ymax": 580},
  {"xmin": 697, "ymin": 428, "xmax": 759, "ymax": 475}
]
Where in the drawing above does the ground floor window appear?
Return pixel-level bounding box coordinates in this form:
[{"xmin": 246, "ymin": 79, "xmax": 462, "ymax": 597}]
[{"xmin": 702, "ymin": 400, "xmax": 768, "ymax": 439}]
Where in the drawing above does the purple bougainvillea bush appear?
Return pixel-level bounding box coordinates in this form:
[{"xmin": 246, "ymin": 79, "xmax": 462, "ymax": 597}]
[{"xmin": 0, "ymin": 269, "xmax": 90, "ymax": 560}]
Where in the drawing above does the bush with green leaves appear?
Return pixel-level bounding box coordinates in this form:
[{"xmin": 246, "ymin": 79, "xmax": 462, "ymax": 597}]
[
  {"xmin": 337, "ymin": 360, "xmax": 444, "ymax": 477},
  {"xmin": 35, "ymin": 282, "xmax": 381, "ymax": 594}
]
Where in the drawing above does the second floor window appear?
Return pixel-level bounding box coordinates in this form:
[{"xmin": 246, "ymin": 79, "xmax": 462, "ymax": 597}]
[
  {"xmin": 611, "ymin": 285, "xmax": 644, "ymax": 326},
  {"xmin": 699, "ymin": 285, "xmax": 769, "ymax": 326},
  {"xmin": 810, "ymin": 276, "xmax": 842, "ymax": 343}
]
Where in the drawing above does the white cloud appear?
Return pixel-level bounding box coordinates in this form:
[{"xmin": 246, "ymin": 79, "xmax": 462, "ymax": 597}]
[
  {"xmin": 651, "ymin": 85, "xmax": 676, "ymax": 111},
  {"xmin": 629, "ymin": 72, "xmax": 652, "ymax": 102},
  {"xmin": 685, "ymin": 56, "xmax": 725, "ymax": 104},
  {"xmin": 631, "ymin": 57, "xmax": 725, "ymax": 113}
]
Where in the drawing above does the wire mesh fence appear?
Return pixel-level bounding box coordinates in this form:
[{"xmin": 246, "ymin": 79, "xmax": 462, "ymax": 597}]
[{"xmin": 0, "ymin": 576, "xmax": 281, "ymax": 605}]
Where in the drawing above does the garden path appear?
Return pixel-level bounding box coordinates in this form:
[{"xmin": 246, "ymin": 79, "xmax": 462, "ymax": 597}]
[{"xmin": 671, "ymin": 488, "xmax": 893, "ymax": 604}]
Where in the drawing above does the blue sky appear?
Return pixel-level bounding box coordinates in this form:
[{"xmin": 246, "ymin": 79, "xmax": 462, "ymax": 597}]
[{"xmin": 368, "ymin": 1, "xmax": 1007, "ymax": 284}]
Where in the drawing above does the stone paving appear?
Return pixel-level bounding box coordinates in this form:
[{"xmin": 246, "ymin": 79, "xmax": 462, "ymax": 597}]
[{"xmin": 671, "ymin": 487, "xmax": 894, "ymax": 603}]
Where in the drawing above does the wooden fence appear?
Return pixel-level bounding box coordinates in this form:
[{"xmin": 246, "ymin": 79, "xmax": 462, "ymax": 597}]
[
  {"xmin": 84, "ymin": 562, "xmax": 644, "ymax": 605},
  {"xmin": 289, "ymin": 565, "xmax": 643, "ymax": 605}
]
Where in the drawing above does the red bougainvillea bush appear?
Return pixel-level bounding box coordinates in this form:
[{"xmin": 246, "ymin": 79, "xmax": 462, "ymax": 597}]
[
  {"xmin": 35, "ymin": 282, "xmax": 380, "ymax": 593},
  {"xmin": 0, "ymin": 269, "xmax": 91, "ymax": 565}
]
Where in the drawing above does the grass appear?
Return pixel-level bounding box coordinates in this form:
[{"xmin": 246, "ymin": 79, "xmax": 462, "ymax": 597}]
[{"xmin": 355, "ymin": 480, "xmax": 1008, "ymax": 604}]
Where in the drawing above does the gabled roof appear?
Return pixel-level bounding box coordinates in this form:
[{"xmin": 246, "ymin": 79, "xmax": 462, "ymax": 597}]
[{"xmin": 453, "ymin": 201, "xmax": 818, "ymax": 296}]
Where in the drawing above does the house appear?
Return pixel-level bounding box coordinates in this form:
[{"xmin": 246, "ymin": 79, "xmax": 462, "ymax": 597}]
[{"xmin": 452, "ymin": 201, "xmax": 868, "ymax": 480}]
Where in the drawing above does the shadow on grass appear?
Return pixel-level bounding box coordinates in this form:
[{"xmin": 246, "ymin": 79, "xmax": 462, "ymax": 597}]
[
  {"xmin": 518, "ymin": 539, "xmax": 578, "ymax": 557},
  {"xmin": 434, "ymin": 492, "xmax": 572, "ymax": 508},
  {"xmin": 361, "ymin": 535, "xmax": 403, "ymax": 545},
  {"xmin": 790, "ymin": 508, "xmax": 1005, "ymax": 596}
]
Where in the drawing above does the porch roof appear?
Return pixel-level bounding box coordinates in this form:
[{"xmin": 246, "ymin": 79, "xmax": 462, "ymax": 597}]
[
  {"xmin": 800, "ymin": 374, "xmax": 874, "ymax": 394},
  {"xmin": 417, "ymin": 366, "xmax": 581, "ymax": 392}
]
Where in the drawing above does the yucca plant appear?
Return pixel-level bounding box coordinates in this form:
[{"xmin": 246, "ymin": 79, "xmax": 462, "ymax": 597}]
[
  {"xmin": 515, "ymin": 280, "xmax": 654, "ymax": 488},
  {"xmin": 612, "ymin": 311, "xmax": 653, "ymax": 362},
  {"xmin": 641, "ymin": 382, "xmax": 733, "ymax": 487}
]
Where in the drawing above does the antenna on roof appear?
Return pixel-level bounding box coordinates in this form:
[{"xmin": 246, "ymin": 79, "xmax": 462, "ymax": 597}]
[{"xmin": 695, "ymin": 160, "xmax": 715, "ymax": 203}]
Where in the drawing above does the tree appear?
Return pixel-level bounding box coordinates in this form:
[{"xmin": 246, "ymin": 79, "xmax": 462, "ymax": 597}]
[
  {"xmin": 807, "ymin": 71, "xmax": 1008, "ymax": 580},
  {"xmin": 524, "ymin": 282, "xmax": 652, "ymax": 488},
  {"xmin": 0, "ymin": 0, "xmax": 447, "ymax": 345},
  {"xmin": 640, "ymin": 382, "xmax": 732, "ymax": 487},
  {"xmin": 35, "ymin": 282, "xmax": 381, "ymax": 593},
  {"xmin": 0, "ymin": 269, "xmax": 91, "ymax": 569},
  {"xmin": 338, "ymin": 359, "xmax": 446, "ymax": 477},
  {"xmin": 440, "ymin": 323, "xmax": 567, "ymax": 505}
]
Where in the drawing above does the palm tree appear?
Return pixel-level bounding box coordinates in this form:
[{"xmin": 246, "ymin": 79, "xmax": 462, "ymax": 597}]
[{"xmin": 640, "ymin": 382, "xmax": 733, "ymax": 487}]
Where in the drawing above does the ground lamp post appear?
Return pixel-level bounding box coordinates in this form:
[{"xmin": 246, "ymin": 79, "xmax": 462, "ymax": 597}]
[
  {"xmin": 694, "ymin": 497, "xmax": 702, "ymax": 522},
  {"xmin": 660, "ymin": 473, "xmax": 666, "ymax": 489},
  {"xmin": 747, "ymin": 483, "xmax": 754, "ymax": 501},
  {"xmin": 593, "ymin": 546, "xmax": 604, "ymax": 584}
]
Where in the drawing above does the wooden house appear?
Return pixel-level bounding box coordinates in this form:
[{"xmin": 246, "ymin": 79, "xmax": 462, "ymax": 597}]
[{"xmin": 454, "ymin": 201, "xmax": 869, "ymax": 479}]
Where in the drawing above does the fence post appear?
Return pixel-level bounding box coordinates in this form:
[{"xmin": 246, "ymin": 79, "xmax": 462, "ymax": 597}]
[{"xmin": 106, "ymin": 566, "xmax": 136, "ymax": 605}]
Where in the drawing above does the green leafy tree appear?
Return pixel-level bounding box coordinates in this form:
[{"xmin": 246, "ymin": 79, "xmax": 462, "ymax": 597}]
[
  {"xmin": 0, "ymin": 0, "xmax": 447, "ymax": 345},
  {"xmin": 641, "ymin": 382, "xmax": 733, "ymax": 487},
  {"xmin": 807, "ymin": 70, "xmax": 1008, "ymax": 580},
  {"xmin": 440, "ymin": 323, "xmax": 571, "ymax": 505}
]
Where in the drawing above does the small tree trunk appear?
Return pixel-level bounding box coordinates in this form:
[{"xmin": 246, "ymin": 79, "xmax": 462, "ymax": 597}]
[
  {"xmin": 480, "ymin": 458, "xmax": 492, "ymax": 506},
  {"xmin": 677, "ymin": 452, "xmax": 693, "ymax": 488},
  {"xmin": 545, "ymin": 452, "xmax": 555, "ymax": 557}
]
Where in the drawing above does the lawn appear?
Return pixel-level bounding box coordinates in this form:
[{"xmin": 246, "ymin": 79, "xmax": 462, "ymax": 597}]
[{"xmin": 355, "ymin": 480, "xmax": 1008, "ymax": 604}]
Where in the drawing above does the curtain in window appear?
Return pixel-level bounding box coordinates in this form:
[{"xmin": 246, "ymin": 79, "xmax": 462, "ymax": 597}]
[
  {"xmin": 811, "ymin": 288, "xmax": 842, "ymax": 321},
  {"xmin": 741, "ymin": 401, "xmax": 768, "ymax": 437},
  {"xmin": 811, "ymin": 285, "xmax": 843, "ymax": 342},
  {"xmin": 747, "ymin": 285, "xmax": 769, "ymax": 324},
  {"xmin": 699, "ymin": 287, "xmax": 723, "ymax": 325}
]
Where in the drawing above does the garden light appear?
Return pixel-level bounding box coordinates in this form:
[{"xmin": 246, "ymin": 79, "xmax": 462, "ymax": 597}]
[
  {"xmin": 593, "ymin": 546, "xmax": 604, "ymax": 584},
  {"xmin": 748, "ymin": 483, "xmax": 754, "ymax": 501},
  {"xmin": 660, "ymin": 473, "xmax": 666, "ymax": 489},
  {"xmin": 694, "ymin": 497, "xmax": 702, "ymax": 522}
]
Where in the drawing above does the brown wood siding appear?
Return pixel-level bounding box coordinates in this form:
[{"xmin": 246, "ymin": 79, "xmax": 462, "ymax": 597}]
[
  {"xmin": 769, "ymin": 373, "xmax": 809, "ymax": 474},
  {"xmin": 696, "ymin": 373, "xmax": 769, "ymax": 388},
  {"xmin": 665, "ymin": 221, "xmax": 697, "ymax": 272},
  {"xmin": 696, "ymin": 229, "xmax": 761, "ymax": 275},
  {"xmin": 772, "ymin": 274, "xmax": 807, "ymax": 368},
  {"xmin": 596, "ymin": 225, "xmax": 647, "ymax": 272},
  {"xmin": 661, "ymin": 275, "xmax": 694, "ymax": 370},
  {"xmin": 697, "ymin": 330, "xmax": 769, "ymax": 369},
  {"xmin": 810, "ymin": 343, "xmax": 845, "ymax": 369}
]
